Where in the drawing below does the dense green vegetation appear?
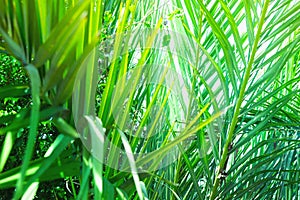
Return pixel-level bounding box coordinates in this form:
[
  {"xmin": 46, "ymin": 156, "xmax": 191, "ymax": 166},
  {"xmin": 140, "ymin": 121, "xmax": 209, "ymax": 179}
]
[{"xmin": 0, "ymin": 0, "xmax": 299, "ymax": 199}]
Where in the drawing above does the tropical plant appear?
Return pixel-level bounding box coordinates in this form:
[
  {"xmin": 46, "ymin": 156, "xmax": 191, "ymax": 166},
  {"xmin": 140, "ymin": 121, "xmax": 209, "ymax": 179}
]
[{"xmin": 0, "ymin": 0, "xmax": 299, "ymax": 199}]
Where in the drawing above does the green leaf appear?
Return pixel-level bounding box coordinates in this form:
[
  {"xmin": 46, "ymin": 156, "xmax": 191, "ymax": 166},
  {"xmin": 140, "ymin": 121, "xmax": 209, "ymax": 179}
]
[
  {"xmin": 0, "ymin": 85, "xmax": 30, "ymax": 98},
  {"xmin": 14, "ymin": 64, "xmax": 41, "ymax": 199}
]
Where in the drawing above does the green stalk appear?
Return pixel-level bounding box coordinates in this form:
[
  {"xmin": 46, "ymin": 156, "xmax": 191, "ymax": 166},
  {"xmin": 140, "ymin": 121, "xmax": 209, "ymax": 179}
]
[
  {"xmin": 209, "ymin": 1, "xmax": 270, "ymax": 199},
  {"xmin": 13, "ymin": 64, "xmax": 41, "ymax": 199}
]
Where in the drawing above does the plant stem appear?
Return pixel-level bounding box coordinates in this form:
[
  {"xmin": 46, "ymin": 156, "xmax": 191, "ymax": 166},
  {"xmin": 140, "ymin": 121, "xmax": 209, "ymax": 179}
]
[{"xmin": 209, "ymin": 1, "xmax": 270, "ymax": 199}]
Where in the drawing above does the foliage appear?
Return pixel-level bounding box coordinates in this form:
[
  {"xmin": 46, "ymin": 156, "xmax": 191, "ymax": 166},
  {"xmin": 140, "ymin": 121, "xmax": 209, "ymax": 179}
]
[
  {"xmin": 0, "ymin": 53, "xmax": 76, "ymax": 199},
  {"xmin": 0, "ymin": 0, "xmax": 300, "ymax": 199}
]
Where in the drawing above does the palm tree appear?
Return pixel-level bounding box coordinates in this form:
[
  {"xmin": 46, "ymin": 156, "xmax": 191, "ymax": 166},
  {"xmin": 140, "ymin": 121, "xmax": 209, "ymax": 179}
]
[{"xmin": 0, "ymin": 0, "xmax": 299, "ymax": 199}]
